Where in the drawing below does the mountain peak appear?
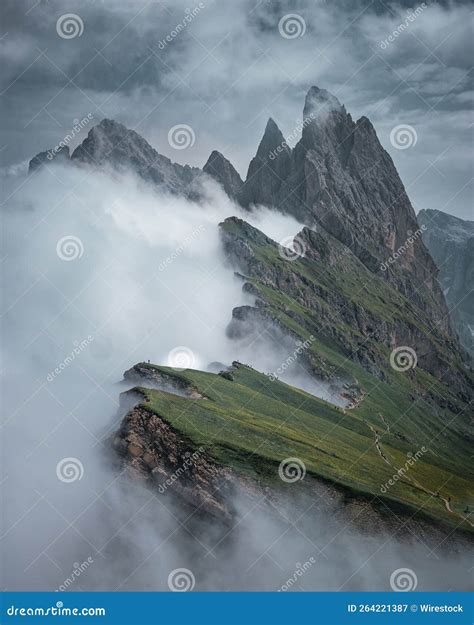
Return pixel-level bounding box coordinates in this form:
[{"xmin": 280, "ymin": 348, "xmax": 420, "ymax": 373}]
[
  {"xmin": 70, "ymin": 118, "xmax": 199, "ymax": 194},
  {"xmin": 203, "ymin": 150, "xmax": 243, "ymax": 199},
  {"xmin": 255, "ymin": 117, "xmax": 287, "ymax": 156},
  {"xmin": 239, "ymin": 117, "xmax": 291, "ymax": 208},
  {"xmin": 303, "ymin": 86, "xmax": 344, "ymax": 119}
]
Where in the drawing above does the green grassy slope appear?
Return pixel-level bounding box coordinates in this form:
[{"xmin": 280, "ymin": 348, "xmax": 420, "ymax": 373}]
[
  {"xmin": 220, "ymin": 218, "xmax": 473, "ymax": 483},
  {"xmin": 130, "ymin": 362, "xmax": 473, "ymax": 531}
]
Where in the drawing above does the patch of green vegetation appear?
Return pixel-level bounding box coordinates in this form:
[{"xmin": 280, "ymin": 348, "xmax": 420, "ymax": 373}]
[{"xmin": 133, "ymin": 362, "xmax": 473, "ymax": 530}]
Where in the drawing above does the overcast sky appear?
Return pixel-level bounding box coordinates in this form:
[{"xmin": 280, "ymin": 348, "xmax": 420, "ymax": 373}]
[{"xmin": 1, "ymin": 0, "xmax": 472, "ymax": 219}]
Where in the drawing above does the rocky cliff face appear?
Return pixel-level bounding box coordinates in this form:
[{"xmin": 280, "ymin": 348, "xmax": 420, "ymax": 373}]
[
  {"xmin": 28, "ymin": 119, "xmax": 201, "ymax": 196},
  {"xmin": 235, "ymin": 87, "xmax": 451, "ymax": 336},
  {"xmin": 418, "ymin": 209, "xmax": 474, "ymax": 357},
  {"xmin": 239, "ymin": 117, "xmax": 292, "ymax": 209},
  {"xmin": 203, "ymin": 150, "xmax": 243, "ymax": 200},
  {"xmin": 28, "ymin": 145, "xmax": 70, "ymax": 172},
  {"xmin": 71, "ymin": 119, "xmax": 200, "ymax": 195},
  {"xmin": 113, "ymin": 391, "xmax": 236, "ymax": 523},
  {"xmin": 26, "ymin": 89, "xmax": 466, "ymax": 364},
  {"xmin": 220, "ymin": 216, "xmax": 471, "ymax": 403}
]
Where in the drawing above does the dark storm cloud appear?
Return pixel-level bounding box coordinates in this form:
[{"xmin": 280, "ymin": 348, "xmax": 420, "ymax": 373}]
[{"xmin": 1, "ymin": 0, "xmax": 473, "ymax": 218}]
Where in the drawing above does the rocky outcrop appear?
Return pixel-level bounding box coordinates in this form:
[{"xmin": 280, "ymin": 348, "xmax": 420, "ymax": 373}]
[
  {"xmin": 28, "ymin": 145, "xmax": 70, "ymax": 173},
  {"xmin": 236, "ymin": 87, "xmax": 452, "ymax": 336},
  {"xmin": 418, "ymin": 209, "xmax": 474, "ymax": 357},
  {"xmin": 203, "ymin": 150, "xmax": 243, "ymax": 200},
  {"xmin": 71, "ymin": 119, "xmax": 200, "ymax": 195},
  {"xmin": 239, "ymin": 117, "xmax": 292, "ymax": 209},
  {"xmin": 124, "ymin": 362, "xmax": 207, "ymax": 399},
  {"xmin": 220, "ymin": 216, "xmax": 472, "ymax": 402},
  {"xmin": 113, "ymin": 393, "xmax": 235, "ymax": 522}
]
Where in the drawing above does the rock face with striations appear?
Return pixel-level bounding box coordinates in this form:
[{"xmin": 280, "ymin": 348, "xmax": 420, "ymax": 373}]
[
  {"xmin": 239, "ymin": 117, "xmax": 292, "ymax": 209},
  {"xmin": 28, "ymin": 145, "xmax": 70, "ymax": 173},
  {"xmin": 218, "ymin": 87, "xmax": 453, "ymax": 337},
  {"xmin": 71, "ymin": 118, "xmax": 200, "ymax": 195},
  {"xmin": 203, "ymin": 150, "xmax": 243, "ymax": 200},
  {"xmin": 26, "ymin": 92, "xmax": 461, "ymax": 350},
  {"xmin": 418, "ymin": 209, "xmax": 474, "ymax": 357}
]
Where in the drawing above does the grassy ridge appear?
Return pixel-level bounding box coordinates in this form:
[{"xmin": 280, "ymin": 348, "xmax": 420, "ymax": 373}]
[{"xmin": 133, "ymin": 363, "xmax": 473, "ymax": 530}]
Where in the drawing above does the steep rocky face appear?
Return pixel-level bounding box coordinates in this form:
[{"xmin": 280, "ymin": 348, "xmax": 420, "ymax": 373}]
[
  {"xmin": 239, "ymin": 117, "xmax": 292, "ymax": 209},
  {"xmin": 239, "ymin": 87, "xmax": 452, "ymax": 336},
  {"xmin": 113, "ymin": 392, "xmax": 235, "ymax": 523},
  {"xmin": 71, "ymin": 119, "xmax": 200, "ymax": 195},
  {"xmin": 203, "ymin": 150, "xmax": 243, "ymax": 200},
  {"xmin": 112, "ymin": 363, "xmax": 473, "ymax": 534},
  {"xmin": 124, "ymin": 362, "xmax": 207, "ymax": 399},
  {"xmin": 28, "ymin": 145, "xmax": 70, "ymax": 173},
  {"xmin": 418, "ymin": 209, "xmax": 474, "ymax": 357},
  {"xmin": 220, "ymin": 216, "xmax": 471, "ymax": 402}
]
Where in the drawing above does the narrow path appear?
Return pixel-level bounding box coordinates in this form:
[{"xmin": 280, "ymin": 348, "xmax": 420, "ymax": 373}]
[{"xmin": 365, "ymin": 421, "xmax": 473, "ymax": 528}]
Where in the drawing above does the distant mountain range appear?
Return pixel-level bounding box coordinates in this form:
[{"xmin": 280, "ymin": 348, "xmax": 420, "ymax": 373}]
[
  {"xmin": 30, "ymin": 87, "xmax": 473, "ymax": 533},
  {"xmin": 418, "ymin": 209, "xmax": 473, "ymax": 357}
]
